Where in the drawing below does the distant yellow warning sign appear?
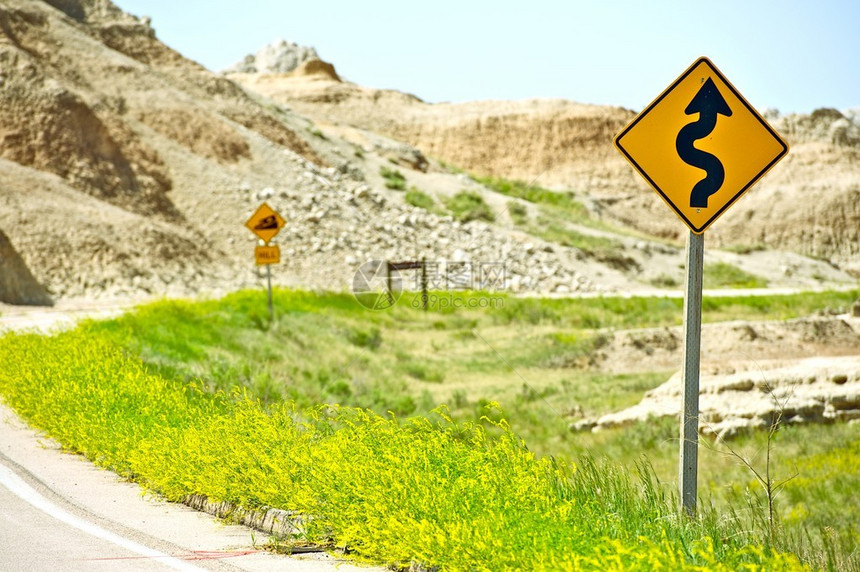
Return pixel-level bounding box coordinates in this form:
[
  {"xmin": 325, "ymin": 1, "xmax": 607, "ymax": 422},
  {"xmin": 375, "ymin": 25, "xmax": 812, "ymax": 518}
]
[
  {"xmin": 245, "ymin": 203, "xmax": 285, "ymax": 243},
  {"xmin": 255, "ymin": 245, "xmax": 280, "ymax": 265},
  {"xmin": 614, "ymin": 57, "xmax": 788, "ymax": 234}
]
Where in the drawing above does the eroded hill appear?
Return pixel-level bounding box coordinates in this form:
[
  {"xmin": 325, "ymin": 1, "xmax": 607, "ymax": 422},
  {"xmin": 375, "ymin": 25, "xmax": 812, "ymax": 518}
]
[
  {"xmin": 229, "ymin": 45, "xmax": 860, "ymax": 275},
  {"xmin": 0, "ymin": 4, "xmax": 855, "ymax": 306},
  {"xmin": 0, "ymin": 0, "xmax": 620, "ymax": 302}
]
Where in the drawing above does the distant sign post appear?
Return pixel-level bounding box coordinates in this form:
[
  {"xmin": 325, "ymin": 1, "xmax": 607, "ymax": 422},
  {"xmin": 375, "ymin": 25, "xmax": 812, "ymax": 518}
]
[
  {"xmin": 613, "ymin": 57, "xmax": 788, "ymax": 516},
  {"xmin": 246, "ymin": 203, "xmax": 286, "ymax": 321},
  {"xmin": 388, "ymin": 259, "xmax": 429, "ymax": 310}
]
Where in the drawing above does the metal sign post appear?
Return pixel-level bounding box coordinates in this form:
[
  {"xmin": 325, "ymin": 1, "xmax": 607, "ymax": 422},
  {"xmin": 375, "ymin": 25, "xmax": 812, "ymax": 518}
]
[
  {"xmin": 679, "ymin": 231, "xmax": 704, "ymax": 515},
  {"xmin": 421, "ymin": 257, "xmax": 428, "ymax": 311},
  {"xmin": 266, "ymin": 263, "xmax": 274, "ymax": 321}
]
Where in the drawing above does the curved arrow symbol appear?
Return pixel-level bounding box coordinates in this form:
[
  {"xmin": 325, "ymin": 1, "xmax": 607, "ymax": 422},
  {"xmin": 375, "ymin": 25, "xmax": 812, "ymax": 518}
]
[{"xmin": 675, "ymin": 77, "xmax": 732, "ymax": 208}]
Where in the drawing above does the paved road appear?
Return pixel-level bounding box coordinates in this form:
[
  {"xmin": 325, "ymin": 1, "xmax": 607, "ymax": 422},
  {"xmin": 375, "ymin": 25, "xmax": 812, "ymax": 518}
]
[
  {"xmin": 0, "ymin": 403, "xmax": 380, "ymax": 572},
  {"xmin": 0, "ymin": 467, "xmax": 188, "ymax": 572}
]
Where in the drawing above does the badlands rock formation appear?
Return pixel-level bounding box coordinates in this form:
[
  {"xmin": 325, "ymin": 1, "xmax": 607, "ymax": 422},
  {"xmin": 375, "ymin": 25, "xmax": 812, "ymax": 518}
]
[
  {"xmin": 571, "ymin": 315, "xmax": 860, "ymax": 436},
  {"xmin": 575, "ymin": 355, "xmax": 860, "ymax": 439},
  {"xmin": 0, "ymin": 7, "xmax": 856, "ymax": 306},
  {"xmin": 0, "ymin": 2, "xmax": 599, "ymax": 302},
  {"xmin": 224, "ymin": 39, "xmax": 321, "ymax": 75},
  {"xmin": 228, "ymin": 46, "xmax": 860, "ymax": 274}
]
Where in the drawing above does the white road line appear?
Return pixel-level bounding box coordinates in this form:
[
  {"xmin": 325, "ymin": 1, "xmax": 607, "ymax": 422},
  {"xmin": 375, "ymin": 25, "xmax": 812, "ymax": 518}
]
[{"xmin": 0, "ymin": 463, "xmax": 207, "ymax": 572}]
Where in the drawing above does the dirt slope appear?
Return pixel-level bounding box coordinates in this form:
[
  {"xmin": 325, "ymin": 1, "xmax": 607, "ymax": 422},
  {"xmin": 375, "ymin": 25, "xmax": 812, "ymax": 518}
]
[
  {"xmin": 0, "ymin": 1, "xmax": 610, "ymax": 302},
  {"xmin": 231, "ymin": 68, "xmax": 634, "ymax": 196},
  {"xmin": 0, "ymin": 0, "xmax": 330, "ymax": 300},
  {"xmin": 0, "ymin": 228, "xmax": 51, "ymax": 305},
  {"xmin": 232, "ymin": 58, "xmax": 860, "ymax": 274}
]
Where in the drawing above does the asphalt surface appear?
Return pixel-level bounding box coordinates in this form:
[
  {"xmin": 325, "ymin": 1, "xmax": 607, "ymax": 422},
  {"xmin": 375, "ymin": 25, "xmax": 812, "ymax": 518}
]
[
  {"xmin": 0, "ymin": 471, "xmax": 182, "ymax": 572},
  {"xmin": 0, "ymin": 402, "xmax": 379, "ymax": 572}
]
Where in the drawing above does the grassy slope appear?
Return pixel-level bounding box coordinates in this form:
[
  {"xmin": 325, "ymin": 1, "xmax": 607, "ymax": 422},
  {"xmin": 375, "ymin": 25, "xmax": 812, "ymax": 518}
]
[
  {"xmin": 2, "ymin": 288, "xmax": 858, "ymax": 568},
  {"xmin": 473, "ymin": 175, "xmax": 771, "ymax": 287},
  {"xmin": 0, "ymin": 329, "xmax": 807, "ymax": 570},
  {"xmin": 83, "ymin": 288, "xmax": 858, "ymax": 410}
]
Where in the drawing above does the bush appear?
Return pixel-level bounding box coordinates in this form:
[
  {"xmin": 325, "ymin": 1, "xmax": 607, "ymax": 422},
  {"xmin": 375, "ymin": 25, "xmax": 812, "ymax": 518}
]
[
  {"xmin": 404, "ymin": 187, "xmax": 436, "ymax": 211},
  {"xmin": 347, "ymin": 326, "xmax": 382, "ymax": 349},
  {"xmin": 380, "ymin": 166, "xmax": 406, "ymax": 190},
  {"xmin": 508, "ymin": 200, "xmax": 528, "ymax": 224},
  {"xmin": 446, "ymin": 191, "xmax": 495, "ymax": 223},
  {"xmin": 650, "ymin": 273, "xmax": 680, "ymax": 288},
  {"xmin": 723, "ymin": 243, "xmax": 767, "ymax": 255},
  {"xmin": 474, "ymin": 175, "xmax": 576, "ymax": 208},
  {"xmin": 307, "ymin": 126, "xmax": 326, "ymax": 139}
]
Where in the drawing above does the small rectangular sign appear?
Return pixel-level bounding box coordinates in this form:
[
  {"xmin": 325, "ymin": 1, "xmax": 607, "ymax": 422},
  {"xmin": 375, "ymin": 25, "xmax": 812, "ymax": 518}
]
[
  {"xmin": 255, "ymin": 245, "xmax": 280, "ymax": 265},
  {"xmin": 389, "ymin": 261, "xmax": 424, "ymax": 271}
]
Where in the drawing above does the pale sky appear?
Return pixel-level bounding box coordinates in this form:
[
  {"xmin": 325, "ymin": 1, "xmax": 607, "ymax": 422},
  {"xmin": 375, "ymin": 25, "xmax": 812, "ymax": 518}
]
[{"xmin": 113, "ymin": 0, "xmax": 859, "ymax": 114}]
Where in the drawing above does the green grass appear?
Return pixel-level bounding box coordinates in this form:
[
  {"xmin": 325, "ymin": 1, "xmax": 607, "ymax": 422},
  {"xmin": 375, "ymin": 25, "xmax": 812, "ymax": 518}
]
[
  {"xmin": 704, "ymin": 262, "xmax": 769, "ymax": 289},
  {"xmin": 77, "ymin": 290, "xmax": 860, "ymax": 415},
  {"xmin": 473, "ymin": 175, "xmax": 684, "ymax": 255},
  {"xmin": 568, "ymin": 419, "xmax": 860, "ymax": 571},
  {"xmin": 445, "ymin": 191, "xmax": 495, "ymax": 223},
  {"xmin": 0, "ymin": 324, "xmax": 807, "ymax": 570},
  {"xmin": 84, "ymin": 292, "xmax": 423, "ymax": 414},
  {"xmin": 475, "ymin": 175, "xmax": 584, "ymax": 211},
  {"xmin": 476, "ymin": 176, "xmax": 599, "ymax": 230},
  {"xmin": 723, "ymin": 243, "xmax": 767, "ymax": 255},
  {"xmin": 470, "ymin": 175, "xmax": 647, "ymax": 265},
  {"xmin": 488, "ymin": 289, "xmax": 859, "ymax": 330},
  {"xmin": 2, "ymin": 288, "xmax": 859, "ymax": 568},
  {"xmin": 474, "ymin": 174, "xmax": 645, "ymax": 236},
  {"xmin": 507, "ymin": 200, "xmax": 529, "ymax": 224},
  {"xmin": 380, "ymin": 166, "xmax": 406, "ymax": 190},
  {"xmin": 404, "ymin": 187, "xmax": 439, "ymax": 213},
  {"xmin": 528, "ymin": 216, "xmax": 638, "ymax": 269},
  {"xmin": 530, "ymin": 217, "xmax": 617, "ymax": 251}
]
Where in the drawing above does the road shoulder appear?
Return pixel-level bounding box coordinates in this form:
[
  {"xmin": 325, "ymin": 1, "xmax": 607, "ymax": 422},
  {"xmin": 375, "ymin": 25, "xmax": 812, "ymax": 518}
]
[{"xmin": 0, "ymin": 402, "xmax": 380, "ymax": 572}]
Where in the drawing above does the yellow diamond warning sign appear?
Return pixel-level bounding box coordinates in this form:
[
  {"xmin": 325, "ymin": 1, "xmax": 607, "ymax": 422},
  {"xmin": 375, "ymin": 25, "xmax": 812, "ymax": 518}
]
[
  {"xmin": 245, "ymin": 202, "xmax": 285, "ymax": 243},
  {"xmin": 614, "ymin": 57, "xmax": 788, "ymax": 234}
]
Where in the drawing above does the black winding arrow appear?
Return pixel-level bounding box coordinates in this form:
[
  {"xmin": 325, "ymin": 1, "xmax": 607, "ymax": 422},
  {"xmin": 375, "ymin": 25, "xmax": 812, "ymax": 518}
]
[{"xmin": 675, "ymin": 77, "xmax": 732, "ymax": 208}]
